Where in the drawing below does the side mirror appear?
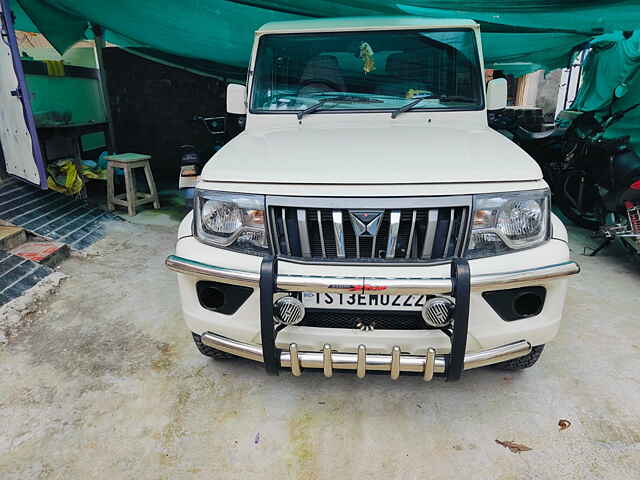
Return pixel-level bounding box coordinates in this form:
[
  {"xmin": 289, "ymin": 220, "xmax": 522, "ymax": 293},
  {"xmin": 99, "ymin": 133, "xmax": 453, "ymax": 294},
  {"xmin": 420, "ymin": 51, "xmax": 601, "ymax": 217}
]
[
  {"xmin": 486, "ymin": 78, "xmax": 507, "ymax": 111},
  {"xmin": 226, "ymin": 84, "xmax": 247, "ymax": 114}
]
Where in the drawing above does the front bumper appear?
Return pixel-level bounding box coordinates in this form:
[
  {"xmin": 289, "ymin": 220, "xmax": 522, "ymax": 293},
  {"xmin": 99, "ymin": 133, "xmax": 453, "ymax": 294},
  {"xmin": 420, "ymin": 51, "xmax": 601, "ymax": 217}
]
[{"xmin": 167, "ymin": 249, "xmax": 579, "ymax": 380}]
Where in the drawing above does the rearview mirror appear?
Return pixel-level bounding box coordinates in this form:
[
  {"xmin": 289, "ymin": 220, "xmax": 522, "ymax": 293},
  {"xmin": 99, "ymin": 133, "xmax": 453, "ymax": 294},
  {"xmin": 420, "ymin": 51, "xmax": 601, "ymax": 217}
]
[
  {"xmin": 227, "ymin": 84, "xmax": 247, "ymax": 115},
  {"xmin": 486, "ymin": 78, "xmax": 507, "ymax": 111}
]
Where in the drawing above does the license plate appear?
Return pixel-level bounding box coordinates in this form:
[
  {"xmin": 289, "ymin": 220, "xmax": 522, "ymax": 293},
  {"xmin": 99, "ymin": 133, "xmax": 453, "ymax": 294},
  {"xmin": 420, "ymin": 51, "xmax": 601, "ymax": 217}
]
[{"xmin": 302, "ymin": 292, "xmax": 427, "ymax": 311}]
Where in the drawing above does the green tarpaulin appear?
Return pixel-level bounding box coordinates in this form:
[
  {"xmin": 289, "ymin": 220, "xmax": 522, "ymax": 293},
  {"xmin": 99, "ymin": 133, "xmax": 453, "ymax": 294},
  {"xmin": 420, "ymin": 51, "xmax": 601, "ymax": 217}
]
[
  {"xmin": 572, "ymin": 31, "xmax": 640, "ymax": 154},
  {"xmin": 12, "ymin": 0, "xmax": 640, "ymax": 77}
]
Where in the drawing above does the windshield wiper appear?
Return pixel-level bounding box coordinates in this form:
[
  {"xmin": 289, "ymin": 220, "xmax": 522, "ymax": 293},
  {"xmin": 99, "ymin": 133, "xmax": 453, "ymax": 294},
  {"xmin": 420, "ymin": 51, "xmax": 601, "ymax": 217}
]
[
  {"xmin": 391, "ymin": 95, "xmax": 433, "ymax": 119},
  {"xmin": 391, "ymin": 94, "xmax": 477, "ymax": 119},
  {"xmin": 297, "ymin": 96, "xmax": 383, "ymax": 122},
  {"xmin": 297, "ymin": 100, "xmax": 331, "ymax": 121}
]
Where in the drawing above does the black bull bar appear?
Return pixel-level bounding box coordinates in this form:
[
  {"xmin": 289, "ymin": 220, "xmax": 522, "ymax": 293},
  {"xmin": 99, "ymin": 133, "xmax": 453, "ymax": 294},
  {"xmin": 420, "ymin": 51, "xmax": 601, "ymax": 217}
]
[{"xmin": 259, "ymin": 256, "xmax": 471, "ymax": 381}]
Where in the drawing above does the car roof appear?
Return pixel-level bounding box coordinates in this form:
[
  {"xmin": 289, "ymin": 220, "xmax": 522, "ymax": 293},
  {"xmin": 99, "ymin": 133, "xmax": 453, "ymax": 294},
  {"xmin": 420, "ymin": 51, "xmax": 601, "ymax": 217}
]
[{"xmin": 257, "ymin": 16, "xmax": 479, "ymax": 35}]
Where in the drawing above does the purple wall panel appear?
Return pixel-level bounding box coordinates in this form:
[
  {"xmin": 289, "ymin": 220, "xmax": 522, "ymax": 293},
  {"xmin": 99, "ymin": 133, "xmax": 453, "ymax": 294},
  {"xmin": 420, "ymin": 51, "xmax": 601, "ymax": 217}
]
[{"xmin": 0, "ymin": 0, "xmax": 47, "ymax": 188}]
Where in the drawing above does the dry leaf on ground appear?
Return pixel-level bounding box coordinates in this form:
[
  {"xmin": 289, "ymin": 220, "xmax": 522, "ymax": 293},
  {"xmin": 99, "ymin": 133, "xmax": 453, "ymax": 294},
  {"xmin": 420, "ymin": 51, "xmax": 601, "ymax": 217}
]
[
  {"xmin": 495, "ymin": 439, "xmax": 532, "ymax": 453},
  {"xmin": 558, "ymin": 419, "xmax": 572, "ymax": 431}
]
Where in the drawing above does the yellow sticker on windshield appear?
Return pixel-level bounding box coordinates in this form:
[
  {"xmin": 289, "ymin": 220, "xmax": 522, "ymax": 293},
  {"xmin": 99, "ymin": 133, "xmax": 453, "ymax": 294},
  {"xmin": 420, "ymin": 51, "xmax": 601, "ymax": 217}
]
[
  {"xmin": 406, "ymin": 88, "xmax": 430, "ymax": 99},
  {"xmin": 359, "ymin": 42, "xmax": 376, "ymax": 74}
]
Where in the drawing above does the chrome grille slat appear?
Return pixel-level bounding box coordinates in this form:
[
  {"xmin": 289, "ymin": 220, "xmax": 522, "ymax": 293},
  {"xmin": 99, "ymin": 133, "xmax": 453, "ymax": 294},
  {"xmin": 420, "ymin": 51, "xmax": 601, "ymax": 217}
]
[
  {"xmin": 281, "ymin": 207, "xmax": 291, "ymax": 255},
  {"xmin": 316, "ymin": 209, "xmax": 327, "ymax": 258},
  {"xmin": 421, "ymin": 209, "xmax": 439, "ymax": 259},
  {"xmin": 443, "ymin": 208, "xmax": 455, "ymax": 257},
  {"xmin": 270, "ymin": 208, "xmax": 281, "ymax": 255},
  {"xmin": 455, "ymin": 208, "xmax": 468, "ymax": 256},
  {"xmin": 268, "ymin": 197, "xmax": 471, "ymax": 263},
  {"xmin": 297, "ymin": 209, "xmax": 311, "ymax": 258},
  {"xmin": 405, "ymin": 209, "xmax": 417, "ymax": 259},
  {"xmin": 385, "ymin": 210, "xmax": 401, "ymax": 259},
  {"xmin": 332, "ymin": 210, "xmax": 345, "ymax": 258}
]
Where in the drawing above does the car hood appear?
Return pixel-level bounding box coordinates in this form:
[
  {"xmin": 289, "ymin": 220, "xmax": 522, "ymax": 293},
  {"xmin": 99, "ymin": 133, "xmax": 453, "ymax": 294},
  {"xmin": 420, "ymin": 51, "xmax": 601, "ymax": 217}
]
[{"xmin": 201, "ymin": 124, "xmax": 541, "ymax": 184}]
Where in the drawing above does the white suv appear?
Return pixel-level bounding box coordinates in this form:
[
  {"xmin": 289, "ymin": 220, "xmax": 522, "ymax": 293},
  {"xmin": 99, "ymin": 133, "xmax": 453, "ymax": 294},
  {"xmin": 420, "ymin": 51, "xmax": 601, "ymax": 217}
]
[{"xmin": 167, "ymin": 17, "xmax": 579, "ymax": 381}]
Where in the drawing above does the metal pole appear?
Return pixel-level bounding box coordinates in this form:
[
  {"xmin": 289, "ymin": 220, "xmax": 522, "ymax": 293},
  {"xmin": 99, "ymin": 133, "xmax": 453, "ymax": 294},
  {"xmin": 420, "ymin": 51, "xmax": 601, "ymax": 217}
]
[
  {"xmin": 92, "ymin": 24, "xmax": 117, "ymax": 153},
  {"xmin": 574, "ymin": 49, "xmax": 587, "ymax": 103}
]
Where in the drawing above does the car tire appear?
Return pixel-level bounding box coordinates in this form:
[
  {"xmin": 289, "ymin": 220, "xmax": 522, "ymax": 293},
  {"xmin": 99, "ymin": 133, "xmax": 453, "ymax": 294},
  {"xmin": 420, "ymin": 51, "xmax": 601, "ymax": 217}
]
[
  {"xmin": 192, "ymin": 333, "xmax": 235, "ymax": 360},
  {"xmin": 493, "ymin": 344, "xmax": 544, "ymax": 371}
]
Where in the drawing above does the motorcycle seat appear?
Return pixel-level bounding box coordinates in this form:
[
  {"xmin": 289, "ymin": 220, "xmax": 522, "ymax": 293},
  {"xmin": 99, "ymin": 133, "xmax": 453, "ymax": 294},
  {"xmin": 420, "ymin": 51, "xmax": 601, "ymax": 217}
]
[{"xmin": 515, "ymin": 126, "xmax": 565, "ymax": 141}]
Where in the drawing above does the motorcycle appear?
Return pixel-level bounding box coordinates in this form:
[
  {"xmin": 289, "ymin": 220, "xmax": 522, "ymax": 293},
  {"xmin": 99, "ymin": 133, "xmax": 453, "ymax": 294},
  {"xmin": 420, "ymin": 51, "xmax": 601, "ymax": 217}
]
[
  {"xmin": 553, "ymin": 96, "xmax": 640, "ymax": 256},
  {"xmin": 178, "ymin": 114, "xmax": 245, "ymax": 202},
  {"xmin": 490, "ymin": 108, "xmax": 569, "ymax": 192},
  {"xmin": 178, "ymin": 116, "xmax": 225, "ymax": 202},
  {"xmin": 513, "ymin": 124, "xmax": 568, "ymax": 192},
  {"xmin": 490, "ymin": 90, "xmax": 640, "ymax": 256}
]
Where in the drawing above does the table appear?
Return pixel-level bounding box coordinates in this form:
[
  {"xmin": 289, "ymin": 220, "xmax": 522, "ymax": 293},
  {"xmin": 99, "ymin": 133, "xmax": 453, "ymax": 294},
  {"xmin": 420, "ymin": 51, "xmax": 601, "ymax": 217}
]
[{"xmin": 37, "ymin": 121, "xmax": 110, "ymax": 197}]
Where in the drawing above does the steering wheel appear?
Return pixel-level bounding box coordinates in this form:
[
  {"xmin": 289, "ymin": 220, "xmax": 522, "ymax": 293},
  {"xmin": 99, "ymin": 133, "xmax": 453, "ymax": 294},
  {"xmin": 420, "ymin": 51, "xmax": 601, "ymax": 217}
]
[{"xmin": 298, "ymin": 79, "xmax": 343, "ymax": 94}]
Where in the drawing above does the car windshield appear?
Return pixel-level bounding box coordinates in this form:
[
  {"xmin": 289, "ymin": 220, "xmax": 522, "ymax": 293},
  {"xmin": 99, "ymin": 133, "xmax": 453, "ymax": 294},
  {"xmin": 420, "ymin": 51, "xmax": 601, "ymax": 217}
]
[{"xmin": 250, "ymin": 29, "xmax": 483, "ymax": 114}]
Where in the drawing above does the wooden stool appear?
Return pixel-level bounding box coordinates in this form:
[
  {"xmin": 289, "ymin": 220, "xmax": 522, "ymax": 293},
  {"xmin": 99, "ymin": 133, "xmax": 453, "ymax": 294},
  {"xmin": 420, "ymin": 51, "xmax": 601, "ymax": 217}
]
[{"xmin": 105, "ymin": 153, "xmax": 160, "ymax": 216}]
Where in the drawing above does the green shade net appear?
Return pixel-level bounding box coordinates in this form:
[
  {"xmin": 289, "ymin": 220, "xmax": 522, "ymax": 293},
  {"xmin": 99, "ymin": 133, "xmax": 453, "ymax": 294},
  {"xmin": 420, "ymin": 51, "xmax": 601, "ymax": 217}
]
[
  {"xmin": 10, "ymin": 0, "xmax": 640, "ymax": 77},
  {"xmin": 13, "ymin": 0, "xmax": 88, "ymax": 54},
  {"xmin": 13, "ymin": 0, "xmax": 300, "ymax": 68},
  {"xmin": 572, "ymin": 31, "xmax": 640, "ymax": 154}
]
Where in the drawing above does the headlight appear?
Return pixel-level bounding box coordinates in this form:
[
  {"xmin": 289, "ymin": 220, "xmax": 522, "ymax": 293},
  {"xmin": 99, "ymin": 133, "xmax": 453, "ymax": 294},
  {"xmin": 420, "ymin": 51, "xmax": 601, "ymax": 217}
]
[
  {"xmin": 466, "ymin": 189, "xmax": 550, "ymax": 259},
  {"xmin": 194, "ymin": 190, "xmax": 269, "ymax": 253}
]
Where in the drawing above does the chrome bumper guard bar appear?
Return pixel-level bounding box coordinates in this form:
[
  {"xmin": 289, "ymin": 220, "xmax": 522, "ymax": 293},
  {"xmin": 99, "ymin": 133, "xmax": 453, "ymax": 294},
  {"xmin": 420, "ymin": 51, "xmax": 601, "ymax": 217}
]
[
  {"xmin": 200, "ymin": 332, "xmax": 533, "ymax": 380},
  {"xmin": 167, "ymin": 254, "xmax": 579, "ymax": 380},
  {"xmin": 165, "ymin": 255, "xmax": 580, "ymax": 295}
]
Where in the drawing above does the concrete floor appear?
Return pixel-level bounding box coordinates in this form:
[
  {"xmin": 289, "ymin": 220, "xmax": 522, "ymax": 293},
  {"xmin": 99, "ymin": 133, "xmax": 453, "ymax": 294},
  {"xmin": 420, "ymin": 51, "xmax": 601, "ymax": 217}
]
[{"xmin": 1, "ymin": 214, "xmax": 640, "ymax": 479}]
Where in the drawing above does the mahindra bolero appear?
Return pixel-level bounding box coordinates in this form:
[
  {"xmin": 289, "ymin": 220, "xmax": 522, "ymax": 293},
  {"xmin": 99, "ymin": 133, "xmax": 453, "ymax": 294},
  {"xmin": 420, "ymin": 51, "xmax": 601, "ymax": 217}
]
[{"xmin": 167, "ymin": 17, "xmax": 579, "ymax": 381}]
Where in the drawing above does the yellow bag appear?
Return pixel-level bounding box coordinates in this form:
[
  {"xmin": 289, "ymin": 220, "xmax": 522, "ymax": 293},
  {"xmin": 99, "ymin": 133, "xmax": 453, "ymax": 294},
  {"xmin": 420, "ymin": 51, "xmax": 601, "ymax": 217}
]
[
  {"xmin": 80, "ymin": 166, "xmax": 106, "ymax": 180},
  {"xmin": 47, "ymin": 159, "xmax": 83, "ymax": 195}
]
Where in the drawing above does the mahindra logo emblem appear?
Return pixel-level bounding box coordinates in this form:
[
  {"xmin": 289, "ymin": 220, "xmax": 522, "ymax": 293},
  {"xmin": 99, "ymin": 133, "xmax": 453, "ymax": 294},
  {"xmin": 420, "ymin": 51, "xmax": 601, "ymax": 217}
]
[{"xmin": 349, "ymin": 210, "xmax": 384, "ymax": 237}]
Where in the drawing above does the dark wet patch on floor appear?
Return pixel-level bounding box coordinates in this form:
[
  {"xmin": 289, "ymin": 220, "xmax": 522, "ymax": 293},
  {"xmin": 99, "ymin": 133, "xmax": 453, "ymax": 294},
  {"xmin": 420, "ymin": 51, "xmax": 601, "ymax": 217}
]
[{"xmin": 142, "ymin": 190, "xmax": 190, "ymax": 222}]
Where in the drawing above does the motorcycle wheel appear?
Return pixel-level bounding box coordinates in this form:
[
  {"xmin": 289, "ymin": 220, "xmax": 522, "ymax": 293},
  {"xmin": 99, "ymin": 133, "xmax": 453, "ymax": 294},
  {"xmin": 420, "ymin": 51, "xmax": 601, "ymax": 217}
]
[{"xmin": 556, "ymin": 169, "xmax": 603, "ymax": 231}]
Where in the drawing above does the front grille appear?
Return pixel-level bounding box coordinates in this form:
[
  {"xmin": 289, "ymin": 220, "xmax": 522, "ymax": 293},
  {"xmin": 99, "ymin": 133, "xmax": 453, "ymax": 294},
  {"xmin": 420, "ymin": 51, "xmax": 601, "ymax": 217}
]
[
  {"xmin": 299, "ymin": 310, "xmax": 428, "ymax": 330},
  {"xmin": 268, "ymin": 196, "xmax": 470, "ymax": 262}
]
